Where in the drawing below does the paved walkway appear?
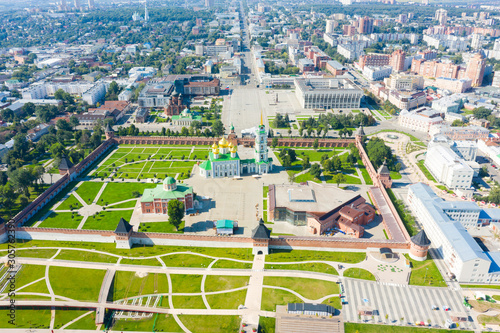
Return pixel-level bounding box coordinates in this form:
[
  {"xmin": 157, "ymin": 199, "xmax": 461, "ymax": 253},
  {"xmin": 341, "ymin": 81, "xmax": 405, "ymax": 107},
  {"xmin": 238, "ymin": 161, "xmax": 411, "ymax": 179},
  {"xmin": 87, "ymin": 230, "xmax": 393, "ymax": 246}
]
[{"xmin": 241, "ymin": 254, "xmax": 265, "ymax": 332}]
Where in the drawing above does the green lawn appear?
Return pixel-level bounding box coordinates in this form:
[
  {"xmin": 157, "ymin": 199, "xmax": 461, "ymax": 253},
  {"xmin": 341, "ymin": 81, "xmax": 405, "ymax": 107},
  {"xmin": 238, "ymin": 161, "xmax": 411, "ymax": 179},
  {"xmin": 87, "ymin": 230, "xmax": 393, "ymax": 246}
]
[
  {"xmin": 404, "ymin": 254, "xmax": 446, "ymax": 287},
  {"xmin": 462, "ymin": 284, "xmax": 500, "ymax": 290},
  {"xmin": 64, "ymin": 311, "xmax": 96, "ymax": 330},
  {"xmin": 263, "ymin": 277, "xmax": 339, "ymax": 300},
  {"xmin": 75, "ymin": 182, "xmax": 104, "ymax": 204},
  {"xmin": 112, "ymin": 314, "xmax": 182, "ymax": 332},
  {"xmin": 107, "ymin": 200, "xmax": 137, "ymax": 208},
  {"xmin": 259, "ymin": 316, "xmax": 276, "ymax": 333},
  {"xmin": 204, "ymin": 275, "xmax": 249, "ymax": 292},
  {"xmin": 358, "ymin": 165, "xmax": 374, "ymax": 185},
  {"xmin": 265, "ymin": 262, "xmax": 338, "ymax": 275},
  {"xmin": 96, "ymin": 182, "xmax": 157, "ymax": 204},
  {"xmin": 295, "ymin": 149, "xmax": 346, "ymax": 162},
  {"xmin": 138, "ymin": 221, "xmax": 185, "ymax": 233},
  {"xmin": 49, "ymin": 266, "xmax": 105, "ymax": 301},
  {"xmin": 161, "ymin": 253, "xmax": 214, "ymax": 268},
  {"xmin": 15, "ymin": 248, "xmax": 58, "ymax": 258},
  {"xmin": 390, "ymin": 171, "xmax": 402, "ymax": 180},
  {"xmin": 322, "ymin": 296, "xmax": 342, "ymax": 309},
  {"xmin": 108, "ymin": 271, "xmax": 169, "ymax": 301},
  {"xmin": 267, "ymin": 249, "xmax": 365, "ymax": 263},
  {"xmin": 417, "ymin": 160, "xmax": 436, "ymax": 182},
  {"xmin": 172, "ymin": 295, "xmax": 206, "ymax": 309},
  {"xmin": 343, "ymin": 268, "xmax": 376, "ymax": 281},
  {"xmin": 263, "ymin": 185, "xmax": 269, "ymax": 198},
  {"xmin": 171, "ymin": 274, "xmax": 203, "ymax": 293},
  {"xmin": 324, "ymin": 171, "xmax": 362, "ymax": 185},
  {"xmin": 345, "ymin": 323, "xmax": 473, "ymax": 333},
  {"xmin": 57, "ymin": 194, "xmax": 83, "ymax": 210},
  {"xmin": 211, "ymin": 260, "xmax": 252, "ymax": 269},
  {"xmin": 120, "ymin": 257, "xmax": 163, "ymax": 266},
  {"xmin": 15, "ymin": 264, "xmax": 47, "ymax": 289},
  {"xmin": 54, "ymin": 310, "xmax": 94, "ymax": 329},
  {"xmin": 17, "ymin": 279, "xmax": 50, "ymax": 295},
  {"xmin": 261, "ymin": 288, "xmax": 303, "ymax": 311},
  {"xmin": 153, "ymin": 314, "xmax": 183, "ymax": 332},
  {"xmin": 178, "ymin": 315, "xmax": 241, "ymax": 333},
  {"xmin": 206, "ymin": 289, "xmax": 247, "ymax": 309},
  {"xmin": 0, "ymin": 240, "xmax": 253, "ymax": 260},
  {"xmin": 81, "ymin": 209, "xmax": 133, "ymax": 230},
  {"xmin": 0, "ymin": 309, "xmax": 51, "ymax": 328},
  {"xmin": 55, "ymin": 250, "xmax": 118, "ymax": 263},
  {"xmin": 38, "ymin": 212, "xmax": 83, "ymax": 229}
]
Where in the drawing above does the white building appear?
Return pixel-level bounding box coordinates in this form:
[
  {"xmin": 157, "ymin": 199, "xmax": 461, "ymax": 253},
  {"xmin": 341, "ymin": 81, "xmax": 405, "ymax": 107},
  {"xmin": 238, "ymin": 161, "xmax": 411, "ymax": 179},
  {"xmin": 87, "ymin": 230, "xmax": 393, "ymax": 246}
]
[
  {"xmin": 129, "ymin": 67, "xmax": 157, "ymax": 81},
  {"xmin": 424, "ymin": 145, "xmax": 474, "ymax": 189},
  {"xmin": 363, "ymin": 65, "xmax": 392, "ymax": 81},
  {"xmin": 384, "ymin": 73, "xmax": 424, "ymax": 91},
  {"xmin": 337, "ymin": 43, "xmax": 364, "ymax": 61},
  {"xmin": 398, "ymin": 107, "xmax": 443, "ymax": 134},
  {"xmin": 82, "ymin": 82, "xmax": 107, "ymax": 105},
  {"xmin": 407, "ymin": 183, "xmax": 500, "ymax": 283},
  {"xmin": 429, "ymin": 135, "xmax": 477, "ymax": 161},
  {"xmin": 294, "ymin": 78, "xmax": 363, "ymax": 109},
  {"xmin": 423, "ymin": 34, "xmax": 469, "ymax": 52}
]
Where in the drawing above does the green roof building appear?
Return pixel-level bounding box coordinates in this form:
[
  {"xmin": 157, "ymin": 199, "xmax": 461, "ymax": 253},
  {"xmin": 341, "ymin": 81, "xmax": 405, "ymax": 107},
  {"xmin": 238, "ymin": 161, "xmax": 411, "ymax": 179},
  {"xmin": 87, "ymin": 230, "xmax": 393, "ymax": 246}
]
[
  {"xmin": 140, "ymin": 177, "xmax": 194, "ymax": 214},
  {"xmin": 199, "ymin": 121, "xmax": 272, "ymax": 178}
]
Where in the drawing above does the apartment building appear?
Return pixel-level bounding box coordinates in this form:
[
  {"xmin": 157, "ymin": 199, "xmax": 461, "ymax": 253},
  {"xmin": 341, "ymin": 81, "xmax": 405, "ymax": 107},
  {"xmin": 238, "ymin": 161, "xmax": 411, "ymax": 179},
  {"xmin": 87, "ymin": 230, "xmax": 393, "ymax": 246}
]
[{"xmin": 425, "ymin": 145, "xmax": 474, "ymax": 190}]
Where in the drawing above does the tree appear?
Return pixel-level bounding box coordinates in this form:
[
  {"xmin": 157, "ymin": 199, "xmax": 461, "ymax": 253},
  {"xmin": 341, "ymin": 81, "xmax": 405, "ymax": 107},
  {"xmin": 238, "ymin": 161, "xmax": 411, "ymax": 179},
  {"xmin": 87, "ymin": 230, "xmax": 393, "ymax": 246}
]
[
  {"xmin": 473, "ymin": 106, "xmax": 492, "ymax": 120},
  {"xmin": 0, "ymin": 184, "xmax": 17, "ymax": 212},
  {"xmin": 310, "ymin": 164, "xmax": 321, "ymax": 179},
  {"xmin": 451, "ymin": 119, "xmax": 464, "ymax": 127},
  {"xmin": 8, "ymin": 168, "xmax": 35, "ymax": 196},
  {"xmin": 301, "ymin": 156, "xmax": 310, "ymax": 171},
  {"xmin": 56, "ymin": 119, "xmax": 72, "ymax": 131},
  {"xmin": 168, "ymin": 200, "xmax": 185, "ymax": 231},
  {"xmin": 69, "ymin": 115, "xmax": 80, "ymax": 129},
  {"xmin": 333, "ymin": 173, "xmax": 346, "ymax": 187},
  {"xmin": 346, "ymin": 153, "xmax": 357, "ymax": 166},
  {"xmin": 271, "ymin": 137, "xmax": 278, "ymax": 149},
  {"xmin": 332, "ymin": 156, "xmax": 342, "ymax": 171},
  {"xmin": 288, "ymin": 172, "xmax": 295, "ymax": 184},
  {"xmin": 313, "ymin": 138, "xmax": 319, "ymax": 150},
  {"xmin": 212, "ymin": 120, "xmax": 224, "ymax": 136}
]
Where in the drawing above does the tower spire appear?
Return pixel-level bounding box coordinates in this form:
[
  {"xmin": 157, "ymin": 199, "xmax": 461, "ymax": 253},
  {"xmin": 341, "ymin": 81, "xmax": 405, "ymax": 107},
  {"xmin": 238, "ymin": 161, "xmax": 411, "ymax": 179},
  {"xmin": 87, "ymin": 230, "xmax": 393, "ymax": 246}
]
[{"xmin": 260, "ymin": 111, "xmax": 263, "ymax": 126}]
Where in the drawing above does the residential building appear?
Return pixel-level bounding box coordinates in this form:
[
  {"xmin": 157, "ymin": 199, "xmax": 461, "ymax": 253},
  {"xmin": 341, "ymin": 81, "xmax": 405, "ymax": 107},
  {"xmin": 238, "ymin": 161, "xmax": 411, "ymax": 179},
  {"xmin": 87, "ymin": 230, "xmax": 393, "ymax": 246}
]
[
  {"xmin": 429, "ymin": 125, "xmax": 490, "ymax": 141},
  {"xmin": 425, "ymin": 145, "xmax": 474, "ymax": 189},
  {"xmin": 82, "ymin": 82, "xmax": 106, "ymax": 105},
  {"xmin": 342, "ymin": 25, "xmax": 356, "ymax": 37},
  {"xmin": 363, "ymin": 66, "xmax": 392, "ymax": 81},
  {"xmin": 428, "ymin": 135, "xmax": 477, "ymax": 162},
  {"xmin": 325, "ymin": 60, "xmax": 348, "ymax": 76},
  {"xmin": 434, "ymin": 77, "xmax": 472, "ymax": 93},
  {"xmin": 388, "ymin": 90, "xmax": 427, "ymax": 110},
  {"xmin": 298, "ymin": 58, "xmax": 315, "ymax": 72},
  {"xmin": 435, "ymin": 9, "xmax": 448, "ymax": 25},
  {"xmin": 384, "ymin": 73, "xmax": 424, "ymax": 91},
  {"xmin": 357, "ymin": 16, "xmax": 374, "ymax": 34},
  {"xmin": 294, "ymin": 78, "xmax": 363, "ymax": 109},
  {"xmin": 337, "ymin": 44, "xmax": 364, "ymax": 61},
  {"xmin": 465, "ymin": 53, "xmax": 486, "ymax": 87}
]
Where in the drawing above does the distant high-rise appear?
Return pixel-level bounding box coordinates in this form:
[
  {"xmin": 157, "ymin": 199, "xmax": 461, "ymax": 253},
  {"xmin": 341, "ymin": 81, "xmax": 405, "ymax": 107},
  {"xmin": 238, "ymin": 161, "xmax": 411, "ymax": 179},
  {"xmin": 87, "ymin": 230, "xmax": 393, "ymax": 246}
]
[
  {"xmin": 390, "ymin": 50, "xmax": 406, "ymax": 72},
  {"xmin": 74, "ymin": 0, "xmax": 80, "ymax": 9},
  {"xmin": 435, "ymin": 9, "xmax": 447, "ymax": 25},
  {"xmin": 144, "ymin": 0, "xmax": 149, "ymax": 22},
  {"xmin": 465, "ymin": 53, "xmax": 486, "ymax": 87},
  {"xmin": 325, "ymin": 19, "xmax": 336, "ymax": 34},
  {"xmin": 358, "ymin": 16, "xmax": 374, "ymax": 34},
  {"xmin": 88, "ymin": 0, "xmax": 94, "ymax": 9},
  {"xmin": 205, "ymin": 0, "xmax": 214, "ymax": 7}
]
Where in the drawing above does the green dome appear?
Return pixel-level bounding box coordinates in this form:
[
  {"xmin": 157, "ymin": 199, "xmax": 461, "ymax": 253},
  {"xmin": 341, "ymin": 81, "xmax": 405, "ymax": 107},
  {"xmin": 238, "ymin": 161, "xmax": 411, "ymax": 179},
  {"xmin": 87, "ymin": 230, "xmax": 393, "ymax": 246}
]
[{"xmin": 163, "ymin": 177, "xmax": 176, "ymax": 185}]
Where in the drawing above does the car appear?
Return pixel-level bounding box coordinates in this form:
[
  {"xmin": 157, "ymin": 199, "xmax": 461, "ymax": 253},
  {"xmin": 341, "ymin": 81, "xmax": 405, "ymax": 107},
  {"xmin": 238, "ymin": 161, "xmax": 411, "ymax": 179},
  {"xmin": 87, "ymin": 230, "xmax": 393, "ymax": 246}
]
[
  {"xmin": 431, "ymin": 305, "xmax": 439, "ymax": 310},
  {"xmin": 493, "ymin": 165, "xmax": 497, "ymax": 168}
]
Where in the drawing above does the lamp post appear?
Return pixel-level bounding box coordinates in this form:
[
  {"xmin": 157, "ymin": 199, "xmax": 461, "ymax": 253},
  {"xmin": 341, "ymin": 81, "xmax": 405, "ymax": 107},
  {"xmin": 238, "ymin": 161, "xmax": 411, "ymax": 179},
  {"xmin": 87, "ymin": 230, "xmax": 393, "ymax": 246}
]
[{"xmin": 424, "ymin": 267, "xmax": 428, "ymax": 284}]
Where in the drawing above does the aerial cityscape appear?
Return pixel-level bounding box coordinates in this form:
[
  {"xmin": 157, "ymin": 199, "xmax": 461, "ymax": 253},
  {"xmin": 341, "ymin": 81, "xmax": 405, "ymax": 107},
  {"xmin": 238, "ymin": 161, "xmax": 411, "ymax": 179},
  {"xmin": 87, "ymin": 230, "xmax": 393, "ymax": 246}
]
[{"xmin": 0, "ymin": 0, "xmax": 500, "ymax": 332}]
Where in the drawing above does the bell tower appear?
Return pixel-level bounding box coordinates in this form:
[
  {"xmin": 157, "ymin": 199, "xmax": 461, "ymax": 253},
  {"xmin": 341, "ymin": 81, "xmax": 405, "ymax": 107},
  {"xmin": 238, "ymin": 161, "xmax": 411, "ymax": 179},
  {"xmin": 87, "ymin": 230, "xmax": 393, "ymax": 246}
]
[{"xmin": 255, "ymin": 112, "xmax": 268, "ymax": 163}]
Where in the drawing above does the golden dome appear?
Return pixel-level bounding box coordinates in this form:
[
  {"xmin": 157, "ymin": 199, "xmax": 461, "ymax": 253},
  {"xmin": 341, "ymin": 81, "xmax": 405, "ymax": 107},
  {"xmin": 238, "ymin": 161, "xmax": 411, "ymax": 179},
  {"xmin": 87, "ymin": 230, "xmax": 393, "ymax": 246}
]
[
  {"xmin": 230, "ymin": 146, "xmax": 237, "ymax": 153},
  {"xmin": 211, "ymin": 142, "xmax": 218, "ymax": 149},
  {"xmin": 219, "ymin": 137, "xmax": 228, "ymax": 147},
  {"xmin": 213, "ymin": 148, "xmax": 219, "ymax": 154}
]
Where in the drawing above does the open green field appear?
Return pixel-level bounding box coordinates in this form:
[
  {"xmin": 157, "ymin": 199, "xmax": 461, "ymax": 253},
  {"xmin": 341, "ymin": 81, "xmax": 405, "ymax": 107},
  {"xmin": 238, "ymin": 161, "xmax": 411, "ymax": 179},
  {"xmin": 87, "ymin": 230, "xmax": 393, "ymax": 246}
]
[
  {"xmin": 57, "ymin": 194, "xmax": 83, "ymax": 210},
  {"xmin": 53, "ymin": 310, "xmax": 94, "ymax": 329},
  {"xmin": 259, "ymin": 316, "xmax": 276, "ymax": 333},
  {"xmin": 38, "ymin": 212, "xmax": 83, "ymax": 229},
  {"xmin": 324, "ymin": 171, "xmax": 362, "ymax": 185},
  {"xmin": 96, "ymin": 182, "xmax": 157, "ymax": 204},
  {"xmin": 462, "ymin": 284, "xmax": 500, "ymax": 290},
  {"xmin": 267, "ymin": 249, "xmax": 365, "ymax": 263},
  {"xmin": 138, "ymin": 221, "xmax": 185, "ymax": 233},
  {"xmin": 49, "ymin": 266, "xmax": 105, "ymax": 301},
  {"xmin": 206, "ymin": 289, "xmax": 247, "ymax": 309},
  {"xmin": 178, "ymin": 315, "xmax": 241, "ymax": 333},
  {"xmin": 112, "ymin": 313, "xmax": 182, "ymax": 332},
  {"xmin": 0, "ymin": 240, "xmax": 254, "ymax": 260},
  {"xmin": 108, "ymin": 271, "xmax": 170, "ymax": 301},
  {"xmin": 404, "ymin": 254, "xmax": 446, "ymax": 287},
  {"xmin": 81, "ymin": 209, "xmax": 133, "ymax": 230},
  {"xmin": 64, "ymin": 311, "xmax": 96, "ymax": 330},
  {"xmin": 16, "ymin": 248, "xmax": 58, "ymax": 258},
  {"xmin": 263, "ymin": 277, "xmax": 339, "ymax": 300},
  {"xmin": 204, "ymin": 275, "xmax": 249, "ymax": 292},
  {"xmin": 55, "ymin": 250, "xmax": 118, "ymax": 263},
  {"xmin": 171, "ymin": 274, "xmax": 203, "ymax": 293},
  {"xmin": 15, "ymin": 264, "xmax": 46, "ymax": 289},
  {"xmin": 161, "ymin": 253, "xmax": 214, "ymax": 268},
  {"xmin": 323, "ymin": 296, "xmax": 342, "ymax": 309},
  {"xmin": 172, "ymin": 295, "xmax": 206, "ymax": 309},
  {"xmin": 120, "ymin": 257, "xmax": 163, "ymax": 266},
  {"xmin": 358, "ymin": 165, "xmax": 374, "ymax": 185},
  {"xmin": 0, "ymin": 309, "xmax": 51, "ymax": 328},
  {"xmin": 75, "ymin": 181, "xmax": 103, "ymax": 204},
  {"xmin": 295, "ymin": 149, "xmax": 348, "ymax": 162},
  {"xmin": 211, "ymin": 259, "xmax": 252, "ymax": 269},
  {"xmin": 343, "ymin": 268, "xmax": 376, "ymax": 281},
  {"xmin": 261, "ymin": 288, "xmax": 303, "ymax": 311},
  {"xmin": 265, "ymin": 262, "xmax": 338, "ymax": 275},
  {"xmin": 17, "ymin": 279, "xmax": 50, "ymax": 295}
]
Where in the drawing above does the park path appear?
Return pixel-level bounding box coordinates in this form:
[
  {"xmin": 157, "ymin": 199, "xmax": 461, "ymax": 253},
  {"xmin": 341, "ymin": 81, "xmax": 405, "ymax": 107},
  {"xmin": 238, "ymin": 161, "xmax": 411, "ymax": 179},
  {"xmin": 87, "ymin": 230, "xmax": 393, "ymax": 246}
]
[
  {"xmin": 241, "ymin": 253, "xmax": 265, "ymax": 332},
  {"xmin": 355, "ymin": 165, "xmax": 366, "ymax": 185},
  {"xmin": 59, "ymin": 310, "xmax": 93, "ymax": 329}
]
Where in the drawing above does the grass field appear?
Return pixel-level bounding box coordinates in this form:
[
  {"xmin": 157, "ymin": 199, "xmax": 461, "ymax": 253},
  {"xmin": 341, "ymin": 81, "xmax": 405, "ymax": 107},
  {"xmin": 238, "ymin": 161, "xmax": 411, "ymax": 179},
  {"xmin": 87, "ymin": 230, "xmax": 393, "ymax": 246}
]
[
  {"xmin": 462, "ymin": 284, "xmax": 500, "ymax": 290},
  {"xmin": 206, "ymin": 289, "xmax": 247, "ymax": 309},
  {"xmin": 65, "ymin": 311, "xmax": 96, "ymax": 330},
  {"xmin": 344, "ymin": 323, "xmax": 473, "ymax": 333},
  {"xmin": 53, "ymin": 310, "xmax": 94, "ymax": 329},
  {"xmin": 108, "ymin": 271, "xmax": 170, "ymax": 301},
  {"xmin": 49, "ymin": 267, "xmax": 105, "ymax": 301},
  {"xmin": 171, "ymin": 274, "xmax": 203, "ymax": 293},
  {"xmin": 267, "ymin": 249, "xmax": 365, "ymax": 263},
  {"xmin": 38, "ymin": 212, "xmax": 83, "ymax": 229},
  {"xmin": 417, "ymin": 160, "xmax": 436, "ymax": 182},
  {"xmin": 120, "ymin": 257, "xmax": 163, "ymax": 266},
  {"xmin": 75, "ymin": 182, "xmax": 103, "ymax": 204},
  {"xmin": 259, "ymin": 316, "xmax": 276, "ymax": 333},
  {"xmin": 96, "ymin": 182, "xmax": 157, "ymax": 204},
  {"xmin": 263, "ymin": 277, "xmax": 339, "ymax": 300},
  {"xmin": 261, "ymin": 288, "xmax": 303, "ymax": 311},
  {"xmin": 404, "ymin": 254, "xmax": 446, "ymax": 287},
  {"xmin": 343, "ymin": 268, "xmax": 376, "ymax": 281},
  {"xmin": 15, "ymin": 264, "xmax": 46, "ymax": 289},
  {"xmin": 81, "ymin": 209, "xmax": 133, "ymax": 230},
  {"xmin": 204, "ymin": 275, "xmax": 249, "ymax": 292},
  {"xmin": 172, "ymin": 295, "xmax": 206, "ymax": 309},
  {"xmin": 17, "ymin": 279, "xmax": 50, "ymax": 295},
  {"xmin": 161, "ymin": 253, "xmax": 214, "ymax": 268},
  {"xmin": 16, "ymin": 248, "xmax": 58, "ymax": 258},
  {"xmin": 0, "ymin": 309, "xmax": 51, "ymax": 328},
  {"xmin": 265, "ymin": 262, "xmax": 338, "ymax": 275},
  {"xmin": 322, "ymin": 296, "xmax": 342, "ymax": 309},
  {"xmin": 112, "ymin": 313, "xmax": 182, "ymax": 332},
  {"xmin": 211, "ymin": 260, "xmax": 252, "ymax": 269},
  {"xmin": 178, "ymin": 315, "xmax": 241, "ymax": 333},
  {"xmin": 138, "ymin": 221, "xmax": 185, "ymax": 233},
  {"xmin": 55, "ymin": 250, "xmax": 118, "ymax": 263},
  {"xmin": 57, "ymin": 194, "xmax": 83, "ymax": 210}
]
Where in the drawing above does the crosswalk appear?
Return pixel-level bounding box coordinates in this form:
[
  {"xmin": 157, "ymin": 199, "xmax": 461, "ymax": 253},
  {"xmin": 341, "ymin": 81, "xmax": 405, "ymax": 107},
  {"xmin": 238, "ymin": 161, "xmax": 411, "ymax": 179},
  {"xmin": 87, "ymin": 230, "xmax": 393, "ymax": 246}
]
[{"xmin": 342, "ymin": 278, "xmax": 476, "ymax": 330}]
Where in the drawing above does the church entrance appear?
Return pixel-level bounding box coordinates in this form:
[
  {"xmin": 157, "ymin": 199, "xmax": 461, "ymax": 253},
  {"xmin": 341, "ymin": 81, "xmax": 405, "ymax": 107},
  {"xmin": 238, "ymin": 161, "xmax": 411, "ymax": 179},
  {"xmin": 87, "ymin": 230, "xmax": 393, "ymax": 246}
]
[{"xmin": 257, "ymin": 251, "xmax": 263, "ymax": 255}]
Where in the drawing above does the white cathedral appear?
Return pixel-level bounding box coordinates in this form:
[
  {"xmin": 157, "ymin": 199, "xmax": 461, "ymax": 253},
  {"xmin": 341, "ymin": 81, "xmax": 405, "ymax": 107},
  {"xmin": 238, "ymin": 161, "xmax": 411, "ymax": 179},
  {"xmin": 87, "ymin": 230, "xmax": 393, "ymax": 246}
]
[{"xmin": 199, "ymin": 120, "xmax": 273, "ymax": 178}]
